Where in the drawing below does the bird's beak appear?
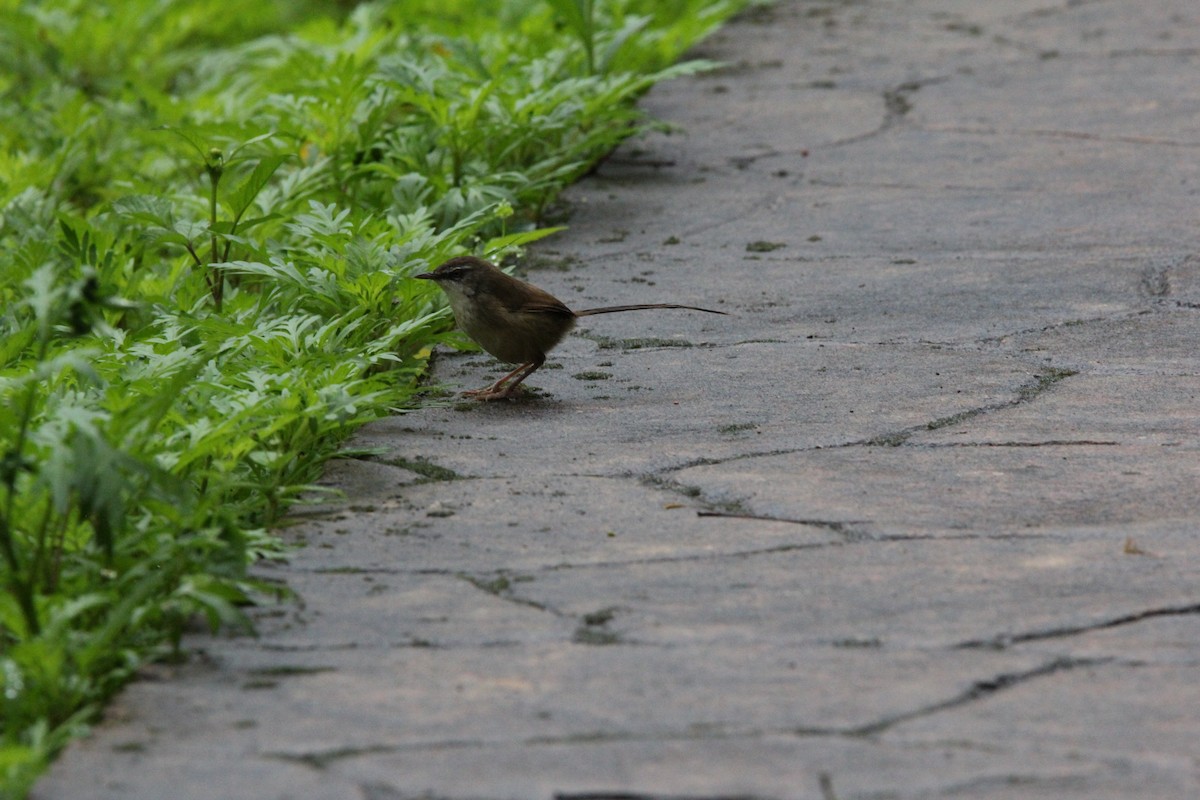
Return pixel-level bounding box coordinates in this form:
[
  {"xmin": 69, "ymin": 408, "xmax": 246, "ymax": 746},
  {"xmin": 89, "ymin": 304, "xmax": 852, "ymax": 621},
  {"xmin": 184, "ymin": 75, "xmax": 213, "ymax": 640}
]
[{"xmin": 413, "ymin": 272, "xmax": 436, "ymax": 281}]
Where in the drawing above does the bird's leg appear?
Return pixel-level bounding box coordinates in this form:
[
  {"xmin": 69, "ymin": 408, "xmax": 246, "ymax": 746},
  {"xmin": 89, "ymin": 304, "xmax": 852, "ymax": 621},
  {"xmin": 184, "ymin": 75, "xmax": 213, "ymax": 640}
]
[{"xmin": 463, "ymin": 359, "xmax": 544, "ymax": 401}]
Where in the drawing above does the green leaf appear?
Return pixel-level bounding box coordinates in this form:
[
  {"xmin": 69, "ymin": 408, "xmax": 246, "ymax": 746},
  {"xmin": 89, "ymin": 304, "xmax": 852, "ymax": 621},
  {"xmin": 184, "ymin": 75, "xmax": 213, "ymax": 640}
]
[
  {"xmin": 544, "ymin": 0, "xmax": 596, "ymax": 72},
  {"xmin": 482, "ymin": 225, "xmax": 566, "ymax": 257},
  {"xmin": 222, "ymin": 155, "xmax": 290, "ymax": 222}
]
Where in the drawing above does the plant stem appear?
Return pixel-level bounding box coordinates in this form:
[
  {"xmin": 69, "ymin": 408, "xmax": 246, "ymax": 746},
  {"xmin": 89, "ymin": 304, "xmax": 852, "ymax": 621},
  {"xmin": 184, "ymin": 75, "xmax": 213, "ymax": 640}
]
[
  {"xmin": 582, "ymin": 0, "xmax": 596, "ymax": 74},
  {"xmin": 0, "ymin": 335, "xmax": 54, "ymax": 635},
  {"xmin": 0, "ymin": 517, "xmax": 40, "ymax": 635},
  {"xmin": 206, "ymin": 149, "xmax": 224, "ymax": 310}
]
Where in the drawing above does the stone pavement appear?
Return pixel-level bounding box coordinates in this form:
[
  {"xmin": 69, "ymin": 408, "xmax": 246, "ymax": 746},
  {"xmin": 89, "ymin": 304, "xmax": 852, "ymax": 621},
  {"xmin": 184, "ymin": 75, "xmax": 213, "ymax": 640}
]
[{"xmin": 35, "ymin": 1, "xmax": 1200, "ymax": 798}]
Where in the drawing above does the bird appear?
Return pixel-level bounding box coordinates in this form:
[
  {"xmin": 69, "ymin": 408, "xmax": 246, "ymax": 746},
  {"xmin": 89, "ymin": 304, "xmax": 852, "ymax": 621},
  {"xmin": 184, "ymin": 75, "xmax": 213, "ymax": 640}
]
[{"xmin": 415, "ymin": 255, "xmax": 726, "ymax": 400}]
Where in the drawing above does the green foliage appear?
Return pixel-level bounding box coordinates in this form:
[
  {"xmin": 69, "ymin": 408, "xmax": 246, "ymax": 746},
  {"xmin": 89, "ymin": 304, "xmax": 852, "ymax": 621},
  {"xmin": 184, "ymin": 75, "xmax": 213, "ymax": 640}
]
[{"xmin": 0, "ymin": 0, "xmax": 749, "ymax": 794}]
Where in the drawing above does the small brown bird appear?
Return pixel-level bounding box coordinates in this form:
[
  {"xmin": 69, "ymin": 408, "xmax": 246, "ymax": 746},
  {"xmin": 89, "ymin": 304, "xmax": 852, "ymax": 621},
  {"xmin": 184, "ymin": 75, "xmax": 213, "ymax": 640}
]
[{"xmin": 415, "ymin": 255, "xmax": 726, "ymax": 401}]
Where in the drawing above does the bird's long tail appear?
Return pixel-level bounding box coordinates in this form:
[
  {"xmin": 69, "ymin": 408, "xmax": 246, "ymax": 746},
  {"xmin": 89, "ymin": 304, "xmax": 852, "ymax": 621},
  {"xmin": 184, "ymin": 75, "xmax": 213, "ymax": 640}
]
[{"xmin": 574, "ymin": 303, "xmax": 727, "ymax": 317}]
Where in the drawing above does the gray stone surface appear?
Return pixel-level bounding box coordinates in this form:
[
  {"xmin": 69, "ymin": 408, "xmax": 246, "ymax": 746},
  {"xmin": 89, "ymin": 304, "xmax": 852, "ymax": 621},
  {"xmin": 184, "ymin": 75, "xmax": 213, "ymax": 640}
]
[{"xmin": 34, "ymin": 1, "xmax": 1200, "ymax": 799}]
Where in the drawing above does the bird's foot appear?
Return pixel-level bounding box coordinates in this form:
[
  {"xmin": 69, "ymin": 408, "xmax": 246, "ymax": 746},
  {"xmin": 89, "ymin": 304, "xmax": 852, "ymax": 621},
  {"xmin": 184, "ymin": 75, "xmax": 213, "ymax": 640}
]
[
  {"xmin": 462, "ymin": 384, "xmax": 522, "ymax": 401},
  {"xmin": 462, "ymin": 362, "xmax": 540, "ymax": 401}
]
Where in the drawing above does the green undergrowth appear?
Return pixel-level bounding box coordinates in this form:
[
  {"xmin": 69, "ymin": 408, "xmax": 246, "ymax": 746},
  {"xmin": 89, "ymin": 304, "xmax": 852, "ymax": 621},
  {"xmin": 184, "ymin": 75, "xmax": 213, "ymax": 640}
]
[{"xmin": 0, "ymin": 0, "xmax": 751, "ymax": 793}]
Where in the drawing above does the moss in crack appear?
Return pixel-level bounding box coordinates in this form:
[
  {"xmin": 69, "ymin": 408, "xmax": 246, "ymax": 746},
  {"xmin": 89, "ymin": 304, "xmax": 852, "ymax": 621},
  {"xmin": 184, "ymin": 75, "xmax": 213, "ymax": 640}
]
[
  {"xmin": 714, "ymin": 496, "xmax": 752, "ymax": 515},
  {"xmin": 463, "ymin": 574, "xmax": 511, "ymax": 595},
  {"xmin": 248, "ymin": 665, "xmax": 336, "ymax": 678},
  {"xmin": 884, "ymin": 82, "xmax": 920, "ymax": 117},
  {"xmin": 460, "ymin": 572, "xmax": 535, "ymax": 597},
  {"xmin": 591, "ymin": 335, "xmax": 695, "ymax": 350},
  {"xmin": 574, "ymin": 628, "xmax": 620, "ymax": 645},
  {"xmin": 906, "ymin": 367, "xmax": 1079, "ymax": 441},
  {"xmin": 1017, "ymin": 367, "xmax": 1078, "ymax": 402},
  {"xmin": 597, "ymin": 228, "xmax": 629, "ymax": 243},
  {"xmin": 574, "ymin": 607, "xmax": 621, "ymax": 645},
  {"xmin": 925, "ymin": 408, "xmax": 986, "ymax": 432},
  {"xmin": 583, "ymin": 608, "xmax": 617, "ymax": 626},
  {"xmin": 382, "ymin": 456, "xmax": 461, "ymax": 482},
  {"xmin": 866, "ymin": 430, "xmax": 911, "ymax": 447},
  {"xmin": 522, "ymin": 252, "xmax": 580, "ymax": 272},
  {"xmin": 833, "ymin": 637, "xmax": 882, "ymax": 649},
  {"xmin": 640, "ymin": 473, "xmax": 756, "ymax": 518}
]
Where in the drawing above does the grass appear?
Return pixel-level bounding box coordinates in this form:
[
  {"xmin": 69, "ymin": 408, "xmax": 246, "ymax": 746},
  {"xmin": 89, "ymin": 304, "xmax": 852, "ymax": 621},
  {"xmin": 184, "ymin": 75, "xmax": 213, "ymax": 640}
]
[{"xmin": 0, "ymin": 0, "xmax": 752, "ymax": 794}]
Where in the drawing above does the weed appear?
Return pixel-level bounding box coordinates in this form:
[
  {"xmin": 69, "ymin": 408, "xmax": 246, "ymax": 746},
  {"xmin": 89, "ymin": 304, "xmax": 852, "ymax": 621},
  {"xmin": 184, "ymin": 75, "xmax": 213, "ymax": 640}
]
[
  {"xmin": 572, "ymin": 370, "xmax": 612, "ymax": 381},
  {"xmin": 382, "ymin": 457, "xmax": 462, "ymax": 482},
  {"xmin": 592, "ymin": 335, "xmax": 695, "ymax": 350}
]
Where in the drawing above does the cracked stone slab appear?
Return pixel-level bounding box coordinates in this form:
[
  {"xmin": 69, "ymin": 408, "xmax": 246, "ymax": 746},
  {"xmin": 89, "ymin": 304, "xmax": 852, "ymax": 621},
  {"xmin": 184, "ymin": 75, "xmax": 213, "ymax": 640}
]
[
  {"xmin": 916, "ymin": 372, "xmax": 1200, "ymax": 446},
  {"xmin": 474, "ymin": 522, "xmax": 1200, "ymax": 651},
  {"xmin": 673, "ymin": 443, "xmax": 1200, "ymax": 529},
  {"xmin": 31, "ymin": 639, "xmax": 1075, "ymax": 799},
  {"xmin": 35, "ymin": 1, "xmax": 1200, "ymax": 799},
  {"xmin": 996, "ymin": 1, "xmax": 1200, "ymax": 58},
  {"xmin": 1007, "ymin": 307, "xmax": 1200, "ymax": 374},
  {"xmin": 325, "ymin": 733, "xmax": 1184, "ymax": 800},
  {"xmin": 1012, "ymin": 609, "xmax": 1200, "ymax": 665},
  {"xmin": 180, "ymin": 644, "xmax": 1057, "ymax": 754},
  {"xmin": 559, "ymin": 129, "xmax": 1199, "ymax": 259},
  {"xmin": 247, "ymin": 568, "xmax": 575, "ymax": 650},
  {"xmin": 529, "ymin": 249, "xmax": 1154, "ymax": 346},
  {"xmin": 40, "ymin": 725, "xmax": 1166, "ymax": 800},
  {"xmin": 884, "ymin": 660, "xmax": 1200, "ymax": 798},
  {"xmin": 357, "ymin": 343, "xmax": 1040, "ymax": 477},
  {"xmin": 280, "ymin": 475, "xmax": 839, "ymax": 575}
]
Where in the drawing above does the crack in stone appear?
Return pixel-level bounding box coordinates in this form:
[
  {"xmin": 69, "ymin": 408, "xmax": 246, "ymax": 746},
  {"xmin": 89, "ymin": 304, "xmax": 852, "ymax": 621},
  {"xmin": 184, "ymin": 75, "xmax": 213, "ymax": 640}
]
[
  {"xmin": 291, "ymin": 543, "xmax": 845, "ymax": 581},
  {"xmin": 697, "ymin": 509, "xmax": 871, "ymax": 538},
  {"xmin": 267, "ymin": 740, "xmax": 481, "ymax": 770},
  {"xmin": 1108, "ymin": 47, "xmax": 1200, "ymax": 59},
  {"xmin": 265, "ymin": 659, "xmax": 1104, "ymax": 772},
  {"xmin": 955, "ymin": 602, "xmax": 1200, "ymax": 650},
  {"xmin": 827, "ymin": 78, "xmax": 949, "ymax": 150},
  {"xmin": 694, "ymin": 514, "xmax": 1057, "ymax": 547},
  {"xmin": 364, "ymin": 783, "xmax": 773, "ymax": 800},
  {"xmin": 564, "ymin": 796, "xmax": 766, "ymax": 800},
  {"xmin": 727, "ymin": 77, "xmax": 951, "ymax": 168},
  {"xmin": 364, "ymin": 532, "xmax": 1058, "ymax": 583},
  {"xmin": 933, "ymin": 771, "xmax": 1094, "ymax": 796},
  {"xmin": 269, "ymin": 725, "xmax": 772, "ymax": 771},
  {"xmin": 927, "ymin": 124, "xmax": 1200, "ymax": 149},
  {"xmin": 539, "ymin": 541, "xmax": 842, "ymax": 571},
  {"xmin": 646, "ymin": 363, "xmax": 1083, "ymax": 481},
  {"xmin": 255, "ymin": 640, "xmax": 443, "ymax": 653},
  {"xmin": 853, "ymin": 367, "xmax": 1078, "ymax": 448},
  {"xmin": 915, "ymin": 439, "xmax": 1119, "ymax": 448},
  {"xmin": 1141, "ymin": 263, "xmax": 1172, "ymax": 299},
  {"xmin": 979, "ymin": 309, "xmax": 1151, "ymax": 346},
  {"xmin": 835, "ymin": 656, "xmax": 1108, "ymax": 737},
  {"xmin": 288, "ymin": 529, "xmax": 1059, "ymax": 592},
  {"xmin": 457, "ymin": 572, "xmax": 566, "ymax": 617},
  {"xmin": 817, "ymin": 772, "xmax": 838, "ymax": 800}
]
